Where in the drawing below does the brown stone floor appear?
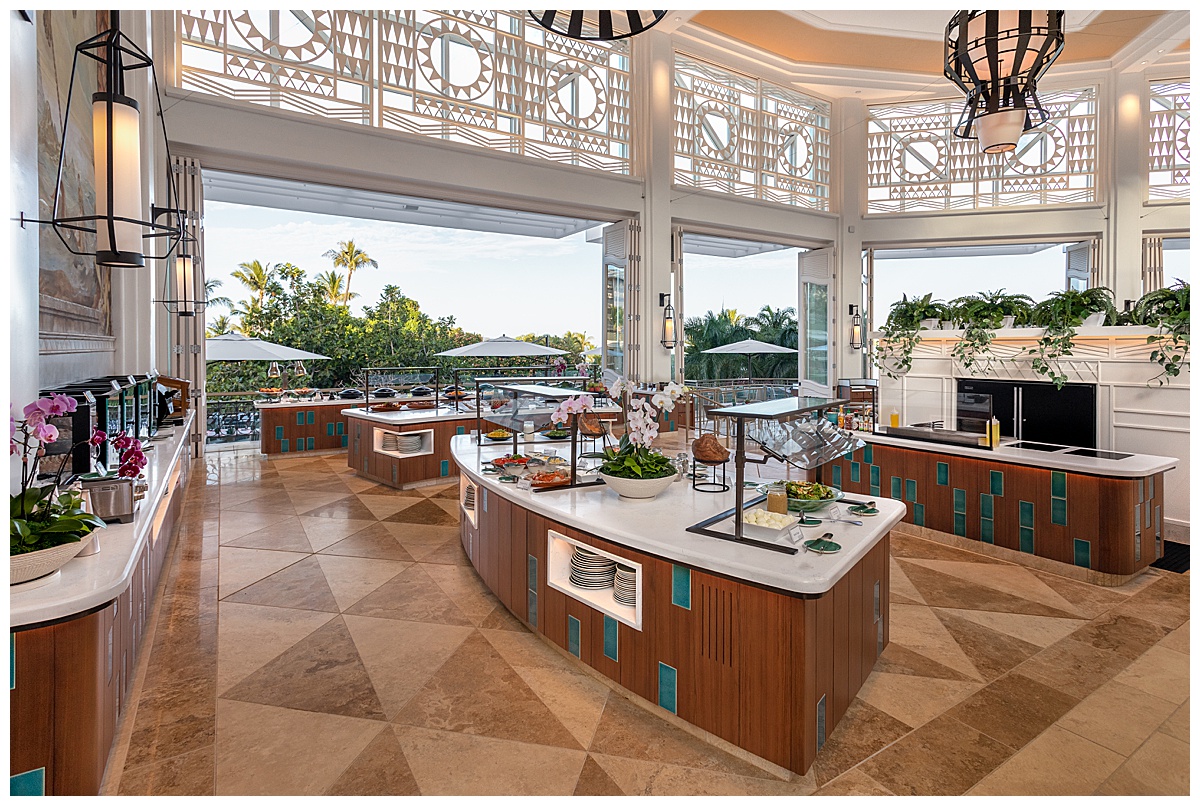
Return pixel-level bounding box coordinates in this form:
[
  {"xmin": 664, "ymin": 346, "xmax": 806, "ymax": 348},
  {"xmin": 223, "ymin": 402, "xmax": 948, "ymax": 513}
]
[{"xmin": 103, "ymin": 450, "xmax": 1190, "ymax": 796}]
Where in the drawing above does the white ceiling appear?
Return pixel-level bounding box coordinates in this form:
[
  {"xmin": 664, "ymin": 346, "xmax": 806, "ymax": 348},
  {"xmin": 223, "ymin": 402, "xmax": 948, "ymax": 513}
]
[{"xmin": 783, "ymin": 10, "xmax": 1103, "ymax": 41}]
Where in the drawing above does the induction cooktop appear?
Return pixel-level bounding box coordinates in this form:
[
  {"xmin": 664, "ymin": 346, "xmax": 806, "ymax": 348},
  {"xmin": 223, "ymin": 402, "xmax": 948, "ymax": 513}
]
[
  {"xmin": 1006, "ymin": 441, "xmax": 1067, "ymax": 452},
  {"xmin": 1064, "ymin": 448, "xmax": 1133, "ymax": 460}
]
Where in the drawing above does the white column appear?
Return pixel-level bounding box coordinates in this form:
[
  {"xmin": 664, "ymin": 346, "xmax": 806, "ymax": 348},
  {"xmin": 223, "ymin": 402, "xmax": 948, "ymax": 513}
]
[
  {"xmin": 835, "ymin": 97, "xmax": 869, "ymax": 383},
  {"xmin": 1106, "ymin": 70, "xmax": 1147, "ymax": 306}
]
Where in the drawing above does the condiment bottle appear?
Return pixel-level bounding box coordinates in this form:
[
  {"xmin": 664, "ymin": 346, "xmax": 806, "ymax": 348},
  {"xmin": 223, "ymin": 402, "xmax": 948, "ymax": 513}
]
[
  {"xmin": 988, "ymin": 417, "xmax": 1001, "ymax": 447},
  {"xmin": 766, "ymin": 482, "xmax": 789, "ymax": 514}
]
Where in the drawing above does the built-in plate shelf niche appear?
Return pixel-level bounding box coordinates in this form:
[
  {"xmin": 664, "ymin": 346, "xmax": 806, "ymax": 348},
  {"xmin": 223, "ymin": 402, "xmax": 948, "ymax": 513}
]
[
  {"xmin": 546, "ymin": 529, "xmax": 642, "ymax": 630},
  {"xmin": 373, "ymin": 428, "xmax": 434, "ymax": 459}
]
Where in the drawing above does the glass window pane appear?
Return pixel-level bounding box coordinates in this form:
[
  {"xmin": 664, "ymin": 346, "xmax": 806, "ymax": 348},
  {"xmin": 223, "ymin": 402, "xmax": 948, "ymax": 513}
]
[
  {"xmin": 604, "ymin": 263, "xmax": 625, "ymax": 376},
  {"xmin": 803, "ymin": 282, "xmax": 828, "ymax": 385}
]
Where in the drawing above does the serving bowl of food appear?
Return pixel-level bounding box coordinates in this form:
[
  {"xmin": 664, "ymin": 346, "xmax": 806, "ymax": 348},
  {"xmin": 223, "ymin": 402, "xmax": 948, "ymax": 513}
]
[
  {"xmin": 369, "ymin": 401, "xmax": 406, "ymax": 413},
  {"xmin": 540, "ymin": 428, "xmax": 571, "ymax": 440},
  {"xmin": 781, "ymin": 480, "xmax": 843, "ymax": 512},
  {"xmin": 485, "ymin": 429, "xmax": 514, "ymax": 441},
  {"xmin": 406, "ymin": 400, "xmax": 438, "ymax": 410},
  {"xmin": 491, "ymin": 454, "xmax": 528, "ymax": 469},
  {"xmin": 529, "ymin": 469, "xmax": 570, "ymax": 489},
  {"xmin": 741, "ymin": 507, "xmax": 800, "ymax": 537}
]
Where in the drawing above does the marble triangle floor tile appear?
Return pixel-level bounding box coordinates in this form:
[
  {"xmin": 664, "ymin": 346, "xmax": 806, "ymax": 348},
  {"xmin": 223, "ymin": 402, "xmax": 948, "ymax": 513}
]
[
  {"xmin": 221, "ymin": 495, "xmax": 297, "ymax": 516},
  {"xmin": 1055, "ymin": 678, "xmax": 1178, "ymax": 756},
  {"xmin": 343, "ymin": 615, "xmax": 473, "ymax": 720},
  {"xmin": 931, "ymin": 607, "xmax": 1044, "ymax": 681},
  {"xmin": 573, "ymin": 754, "xmax": 625, "ymax": 795},
  {"xmin": 383, "ymin": 498, "xmax": 460, "ymax": 526},
  {"xmin": 218, "ymin": 510, "xmax": 292, "ymax": 544},
  {"xmin": 902, "ymin": 558, "xmax": 1086, "ymax": 617},
  {"xmin": 423, "ymin": 563, "xmax": 505, "ymax": 626},
  {"xmin": 856, "ymin": 713, "xmax": 1013, "ymax": 796},
  {"xmin": 214, "ymin": 699, "xmax": 386, "ymax": 796},
  {"xmin": 118, "ymin": 745, "xmax": 215, "ymax": 796},
  {"xmin": 343, "ymin": 563, "xmax": 475, "ymax": 626},
  {"xmin": 301, "ymin": 494, "xmax": 383, "ymax": 521},
  {"xmin": 318, "ymin": 526, "xmax": 417, "ymax": 562},
  {"xmin": 285, "ymin": 489, "xmax": 348, "ymax": 512},
  {"xmin": 121, "ymin": 675, "xmax": 216, "ymax": 770},
  {"xmin": 394, "ymin": 632, "xmax": 584, "ymax": 751},
  {"xmin": 419, "ymin": 539, "xmax": 472, "ymax": 566},
  {"xmin": 216, "ymin": 547, "xmax": 308, "ymax": 600},
  {"xmin": 1068, "ymin": 611, "xmax": 1170, "ymax": 661},
  {"xmin": 945, "ymin": 672, "xmax": 1080, "ymax": 750},
  {"xmin": 1013, "ymin": 636, "xmax": 1133, "ymax": 700},
  {"xmin": 222, "ymin": 555, "xmax": 341, "ymax": 613},
  {"xmin": 856, "ymin": 671, "xmax": 982, "ymax": 730},
  {"xmin": 968, "ymin": 725, "xmax": 1125, "ymax": 796},
  {"xmin": 382, "ymin": 522, "xmax": 461, "ymax": 560},
  {"xmin": 588, "ymin": 753, "xmax": 803, "ymax": 796},
  {"xmin": 224, "ymin": 516, "xmax": 314, "ymax": 553},
  {"xmin": 395, "ymin": 724, "xmax": 587, "ymax": 796},
  {"xmin": 872, "ymin": 642, "xmax": 980, "ymax": 683},
  {"xmin": 897, "ymin": 560, "xmax": 1081, "ymax": 619},
  {"xmin": 888, "ymin": 603, "xmax": 983, "ymax": 681},
  {"xmin": 325, "ymin": 724, "xmax": 422, "ymax": 795},
  {"xmin": 805, "ymin": 698, "xmax": 914, "ymax": 786},
  {"xmin": 314, "ymin": 554, "xmax": 410, "ymax": 611},
  {"xmin": 357, "ymin": 493, "xmax": 427, "ymax": 520},
  {"xmin": 511, "ymin": 664, "xmax": 611, "ymax": 749},
  {"xmin": 890, "ymin": 532, "xmax": 1008, "ymax": 564},
  {"xmin": 216, "ymin": 602, "xmax": 336, "ymax": 695},
  {"xmin": 813, "ymin": 767, "xmax": 895, "ymax": 796},
  {"xmin": 299, "ymin": 516, "xmax": 379, "ymax": 552},
  {"xmin": 221, "ymin": 616, "xmax": 387, "ymax": 720},
  {"xmin": 477, "ymin": 602, "xmax": 526, "ymax": 631},
  {"xmin": 931, "ymin": 606, "xmax": 1084, "ymax": 649}
]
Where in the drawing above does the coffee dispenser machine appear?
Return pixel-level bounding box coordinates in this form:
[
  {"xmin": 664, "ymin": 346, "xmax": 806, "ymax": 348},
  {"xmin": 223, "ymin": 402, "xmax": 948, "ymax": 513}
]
[{"xmin": 35, "ymin": 388, "xmax": 99, "ymax": 477}]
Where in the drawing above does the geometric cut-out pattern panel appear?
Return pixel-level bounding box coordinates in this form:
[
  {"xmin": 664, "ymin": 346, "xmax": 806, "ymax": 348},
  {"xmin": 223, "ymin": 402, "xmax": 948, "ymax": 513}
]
[
  {"xmin": 1148, "ymin": 80, "xmax": 1190, "ymax": 202},
  {"xmin": 177, "ymin": 10, "xmax": 632, "ymax": 174}
]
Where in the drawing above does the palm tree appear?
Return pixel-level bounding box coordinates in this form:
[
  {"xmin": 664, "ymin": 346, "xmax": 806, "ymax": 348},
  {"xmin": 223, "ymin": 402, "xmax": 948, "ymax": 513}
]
[
  {"xmin": 746, "ymin": 305, "xmax": 799, "ymax": 378},
  {"xmin": 322, "ymin": 240, "xmax": 378, "ymax": 308},
  {"xmin": 205, "ymin": 314, "xmax": 233, "ymax": 337},
  {"xmin": 314, "ymin": 270, "xmax": 357, "ymax": 306},
  {"xmin": 231, "ymin": 260, "xmax": 274, "ymax": 307},
  {"xmin": 204, "ymin": 278, "xmax": 232, "ymax": 309},
  {"xmin": 683, "ymin": 309, "xmax": 754, "ymax": 381}
]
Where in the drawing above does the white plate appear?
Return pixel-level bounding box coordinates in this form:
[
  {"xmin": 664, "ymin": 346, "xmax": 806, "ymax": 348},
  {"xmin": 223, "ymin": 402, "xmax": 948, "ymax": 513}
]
[{"xmin": 739, "ymin": 509, "xmax": 800, "ymax": 538}]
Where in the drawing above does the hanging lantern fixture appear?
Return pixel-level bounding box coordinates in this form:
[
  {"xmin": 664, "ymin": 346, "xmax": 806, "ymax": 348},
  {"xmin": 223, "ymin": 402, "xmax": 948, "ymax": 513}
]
[
  {"xmin": 848, "ymin": 304, "xmax": 864, "ymax": 350},
  {"xmin": 29, "ymin": 10, "xmax": 183, "ymax": 267},
  {"xmin": 528, "ymin": 10, "xmax": 668, "ymax": 42},
  {"xmin": 659, "ymin": 293, "xmax": 677, "ymax": 350},
  {"xmin": 944, "ymin": 11, "xmax": 1065, "ymax": 154}
]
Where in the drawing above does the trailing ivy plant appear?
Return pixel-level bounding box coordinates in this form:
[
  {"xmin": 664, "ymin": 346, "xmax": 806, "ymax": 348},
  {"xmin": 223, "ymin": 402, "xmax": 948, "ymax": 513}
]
[
  {"xmin": 1027, "ymin": 287, "xmax": 1117, "ymax": 388},
  {"xmin": 947, "ymin": 289, "xmax": 1035, "ymax": 374},
  {"xmin": 871, "ymin": 294, "xmax": 949, "ymax": 379},
  {"xmin": 1133, "ymin": 280, "xmax": 1190, "ymax": 385}
]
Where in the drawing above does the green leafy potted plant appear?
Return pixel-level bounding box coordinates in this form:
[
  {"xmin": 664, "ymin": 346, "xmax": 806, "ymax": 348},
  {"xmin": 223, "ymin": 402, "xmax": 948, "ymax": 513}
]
[
  {"xmin": 1133, "ymin": 280, "xmax": 1189, "ymax": 385},
  {"xmin": 947, "ymin": 289, "xmax": 1035, "ymax": 374},
  {"xmin": 577, "ymin": 378, "xmax": 685, "ymax": 499},
  {"xmin": 11, "ymin": 395, "xmax": 107, "ymax": 584},
  {"xmin": 872, "ymin": 293, "xmax": 949, "ymax": 379},
  {"xmin": 1027, "ymin": 287, "xmax": 1117, "ymax": 388}
]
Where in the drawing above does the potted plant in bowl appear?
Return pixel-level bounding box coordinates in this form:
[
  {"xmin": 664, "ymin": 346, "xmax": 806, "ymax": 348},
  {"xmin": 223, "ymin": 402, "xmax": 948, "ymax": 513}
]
[
  {"xmin": 1132, "ymin": 280, "xmax": 1189, "ymax": 385},
  {"xmin": 947, "ymin": 289, "xmax": 1035, "ymax": 373},
  {"xmin": 11, "ymin": 395, "xmax": 107, "ymax": 584},
  {"xmin": 1027, "ymin": 287, "xmax": 1117, "ymax": 388},
  {"xmin": 574, "ymin": 378, "xmax": 686, "ymax": 499},
  {"xmin": 872, "ymin": 293, "xmax": 949, "ymax": 379}
]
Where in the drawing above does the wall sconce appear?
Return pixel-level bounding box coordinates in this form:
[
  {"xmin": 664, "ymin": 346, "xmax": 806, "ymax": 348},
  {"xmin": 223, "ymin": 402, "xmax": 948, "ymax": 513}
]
[
  {"xmin": 293, "ymin": 361, "xmax": 308, "ymax": 377},
  {"xmin": 157, "ymin": 227, "xmax": 202, "ymax": 316},
  {"xmin": 267, "ymin": 362, "xmax": 281, "ymax": 379},
  {"xmin": 944, "ymin": 11, "xmax": 1065, "ymax": 153},
  {"xmin": 659, "ymin": 293, "xmax": 677, "ymax": 350},
  {"xmin": 849, "ymin": 304, "xmax": 864, "ymax": 350},
  {"xmin": 527, "ymin": 10, "xmax": 667, "ymax": 41},
  {"xmin": 28, "ymin": 11, "xmax": 182, "ymax": 267}
]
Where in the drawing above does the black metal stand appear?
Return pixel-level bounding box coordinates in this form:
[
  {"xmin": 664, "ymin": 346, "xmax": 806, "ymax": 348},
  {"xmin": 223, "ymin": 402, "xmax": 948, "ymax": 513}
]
[{"xmin": 691, "ymin": 460, "xmax": 729, "ymax": 493}]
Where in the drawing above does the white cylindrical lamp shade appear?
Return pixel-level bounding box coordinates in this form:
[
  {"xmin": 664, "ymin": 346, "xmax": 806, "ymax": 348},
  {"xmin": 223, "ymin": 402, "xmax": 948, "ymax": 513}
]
[
  {"xmin": 174, "ymin": 253, "xmax": 195, "ymax": 316},
  {"xmin": 975, "ymin": 109, "xmax": 1027, "ymax": 153},
  {"xmin": 92, "ymin": 93, "xmax": 144, "ymax": 267}
]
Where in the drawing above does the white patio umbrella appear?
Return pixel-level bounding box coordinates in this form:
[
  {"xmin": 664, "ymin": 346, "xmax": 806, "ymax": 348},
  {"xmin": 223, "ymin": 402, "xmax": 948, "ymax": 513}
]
[
  {"xmin": 583, "ymin": 346, "xmax": 602, "ymax": 357},
  {"xmin": 434, "ymin": 335, "xmax": 568, "ymax": 357},
  {"xmin": 205, "ymin": 333, "xmax": 330, "ymax": 362},
  {"xmin": 702, "ymin": 338, "xmax": 797, "ymax": 379}
]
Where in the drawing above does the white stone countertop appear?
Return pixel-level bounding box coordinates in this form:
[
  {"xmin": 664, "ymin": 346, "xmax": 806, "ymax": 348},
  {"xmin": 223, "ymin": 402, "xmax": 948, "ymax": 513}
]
[
  {"xmin": 254, "ymin": 396, "xmax": 380, "ymax": 408},
  {"xmin": 452, "ymin": 435, "xmax": 903, "ymax": 596},
  {"xmin": 10, "ymin": 413, "xmax": 195, "ymax": 628},
  {"xmin": 859, "ymin": 431, "xmax": 1177, "ymax": 477},
  {"xmin": 342, "ymin": 405, "xmax": 480, "ymax": 425}
]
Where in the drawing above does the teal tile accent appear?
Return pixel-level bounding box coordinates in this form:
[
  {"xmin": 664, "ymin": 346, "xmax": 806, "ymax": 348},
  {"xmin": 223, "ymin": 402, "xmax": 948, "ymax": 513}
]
[
  {"xmin": 953, "ymin": 488, "xmax": 966, "ymax": 514},
  {"xmin": 936, "ymin": 462, "xmax": 949, "ymax": 486},
  {"xmin": 306, "ymin": 437, "xmax": 314, "ymax": 450},
  {"xmin": 850, "ymin": 462, "xmax": 861, "ymax": 484},
  {"xmin": 831, "ymin": 464, "xmax": 842, "ymax": 488},
  {"xmin": 281, "ymin": 439, "xmax": 289, "ymax": 452},
  {"xmin": 864, "ymin": 444, "xmax": 873, "ymax": 464},
  {"xmin": 981, "ymin": 518, "xmax": 994, "ymax": 544},
  {"xmin": 603, "ymin": 615, "xmax": 618, "ymax": 662},
  {"xmin": 336, "ymin": 421, "xmax": 344, "ymax": 435},
  {"xmin": 980, "ymin": 493, "xmax": 993, "ymax": 520},
  {"xmin": 1019, "ymin": 501, "xmax": 1035, "ymax": 528},
  {"xmin": 275, "ymin": 425, "xmax": 284, "ymax": 440},
  {"xmin": 327, "ymin": 422, "xmax": 334, "ymax": 436},
  {"xmin": 990, "ymin": 470, "xmax": 1004, "ymax": 497},
  {"xmin": 296, "ymin": 411, "xmax": 305, "ymax": 426},
  {"xmin": 1019, "ymin": 527, "xmax": 1035, "ymax": 553},
  {"xmin": 913, "ymin": 503, "xmax": 925, "ymax": 527},
  {"xmin": 671, "ymin": 564, "xmax": 691, "ymax": 609},
  {"xmin": 816, "ymin": 694, "xmax": 827, "ymax": 750},
  {"xmin": 527, "ymin": 590, "xmax": 537, "ymax": 628},
  {"xmin": 440, "ymin": 460, "xmax": 450, "ymax": 477},
  {"xmin": 527, "ymin": 554, "xmax": 537, "ymax": 590},
  {"xmin": 341, "ymin": 435, "xmax": 348, "ymax": 448},
  {"xmin": 1051, "ymin": 497, "xmax": 1068, "ymax": 526},
  {"xmin": 456, "ymin": 426, "xmax": 465, "ymax": 435},
  {"xmin": 295, "ymin": 439, "xmax": 304, "ymax": 452},
  {"xmin": 669, "ymin": 421, "xmax": 676, "ymax": 432},
  {"xmin": 658, "ymin": 663, "xmax": 677, "ymax": 715},
  {"xmin": 870, "ymin": 465, "xmax": 880, "ymax": 488},
  {"xmin": 891, "ymin": 476, "xmax": 902, "ymax": 500},
  {"xmin": 870, "ymin": 484, "xmax": 881, "ymax": 498},
  {"xmin": 568, "ymin": 615, "xmax": 581, "ymax": 658},
  {"xmin": 10, "ymin": 768, "xmax": 45, "ymax": 796},
  {"xmin": 905, "ymin": 479, "xmax": 917, "ymax": 502},
  {"xmin": 1051, "ymin": 471, "xmax": 1067, "ymax": 499},
  {"xmin": 307, "ymin": 411, "xmax": 315, "ymax": 425},
  {"xmin": 953, "ymin": 512, "xmax": 966, "ymax": 536},
  {"xmin": 1074, "ymin": 538, "xmax": 1091, "ymax": 569}
]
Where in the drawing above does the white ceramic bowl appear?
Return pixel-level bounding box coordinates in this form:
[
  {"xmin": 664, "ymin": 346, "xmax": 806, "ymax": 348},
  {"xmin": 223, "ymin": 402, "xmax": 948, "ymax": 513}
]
[
  {"xmin": 598, "ymin": 472, "xmax": 676, "ymax": 500},
  {"xmin": 11, "ymin": 535, "xmax": 92, "ymax": 585}
]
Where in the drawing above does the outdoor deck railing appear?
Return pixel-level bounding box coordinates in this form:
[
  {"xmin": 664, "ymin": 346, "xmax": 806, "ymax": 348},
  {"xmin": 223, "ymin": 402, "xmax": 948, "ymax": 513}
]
[{"xmin": 206, "ymin": 393, "xmax": 261, "ymax": 446}]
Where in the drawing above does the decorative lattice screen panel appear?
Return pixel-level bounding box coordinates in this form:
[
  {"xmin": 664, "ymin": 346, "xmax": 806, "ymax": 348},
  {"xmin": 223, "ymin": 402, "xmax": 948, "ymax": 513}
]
[{"xmin": 1148, "ymin": 80, "xmax": 1190, "ymax": 202}]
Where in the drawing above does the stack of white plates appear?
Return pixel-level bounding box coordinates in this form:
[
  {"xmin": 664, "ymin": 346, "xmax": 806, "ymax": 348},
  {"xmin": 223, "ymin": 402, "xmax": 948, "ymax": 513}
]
[
  {"xmin": 463, "ymin": 485, "xmax": 476, "ymax": 511},
  {"xmin": 383, "ymin": 433, "xmax": 423, "ymax": 453},
  {"xmin": 569, "ymin": 546, "xmax": 616, "ymax": 590},
  {"xmin": 614, "ymin": 565, "xmax": 637, "ymax": 605}
]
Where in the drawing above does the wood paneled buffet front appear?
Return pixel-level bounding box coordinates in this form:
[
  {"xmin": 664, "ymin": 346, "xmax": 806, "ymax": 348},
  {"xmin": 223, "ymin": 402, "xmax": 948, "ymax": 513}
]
[{"xmin": 452, "ymin": 435, "xmax": 903, "ymax": 775}]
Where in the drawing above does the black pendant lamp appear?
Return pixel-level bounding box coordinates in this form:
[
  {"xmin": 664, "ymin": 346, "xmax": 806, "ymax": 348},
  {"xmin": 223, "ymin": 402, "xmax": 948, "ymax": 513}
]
[
  {"xmin": 36, "ymin": 10, "xmax": 182, "ymax": 267},
  {"xmin": 944, "ymin": 11, "xmax": 1065, "ymax": 154},
  {"xmin": 528, "ymin": 10, "xmax": 668, "ymax": 42}
]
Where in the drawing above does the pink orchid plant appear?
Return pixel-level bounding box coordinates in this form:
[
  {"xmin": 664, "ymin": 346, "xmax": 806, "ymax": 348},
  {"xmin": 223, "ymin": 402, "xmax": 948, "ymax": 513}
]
[{"xmin": 549, "ymin": 394, "xmax": 596, "ymax": 426}]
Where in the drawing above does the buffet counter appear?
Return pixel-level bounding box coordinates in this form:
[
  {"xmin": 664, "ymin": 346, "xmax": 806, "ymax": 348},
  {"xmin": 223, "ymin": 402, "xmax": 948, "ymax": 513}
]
[
  {"xmin": 344, "ymin": 405, "xmax": 478, "ymax": 488},
  {"xmin": 10, "ymin": 414, "xmax": 195, "ymax": 795},
  {"xmin": 451, "ymin": 435, "xmax": 903, "ymax": 774},
  {"xmin": 255, "ymin": 395, "xmax": 371, "ymax": 455},
  {"xmin": 824, "ymin": 432, "xmax": 1177, "ymax": 585}
]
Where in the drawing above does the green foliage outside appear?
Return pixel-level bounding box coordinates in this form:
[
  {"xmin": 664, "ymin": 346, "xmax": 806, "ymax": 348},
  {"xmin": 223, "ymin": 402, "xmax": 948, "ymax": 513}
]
[{"xmin": 683, "ymin": 306, "xmax": 799, "ymax": 380}]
